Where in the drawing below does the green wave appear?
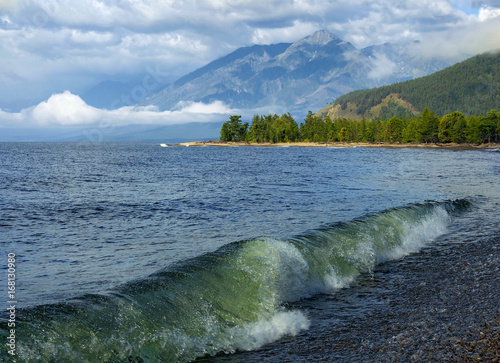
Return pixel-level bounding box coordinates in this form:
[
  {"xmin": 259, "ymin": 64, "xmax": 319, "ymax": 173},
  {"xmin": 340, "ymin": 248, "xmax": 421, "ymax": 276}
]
[{"xmin": 2, "ymin": 199, "xmax": 470, "ymax": 362}]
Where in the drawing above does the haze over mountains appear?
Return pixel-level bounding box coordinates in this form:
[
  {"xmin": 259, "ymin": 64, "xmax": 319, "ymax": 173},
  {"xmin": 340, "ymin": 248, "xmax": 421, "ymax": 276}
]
[{"xmin": 117, "ymin": 30, "xmax": 456, "ymax": 115}]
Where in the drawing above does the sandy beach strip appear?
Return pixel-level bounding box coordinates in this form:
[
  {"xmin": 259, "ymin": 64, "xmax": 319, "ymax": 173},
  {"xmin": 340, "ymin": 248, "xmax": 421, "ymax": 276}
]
[{"xmin": 173, "ymin": 141, "xmax": 500, "ymax": 150}]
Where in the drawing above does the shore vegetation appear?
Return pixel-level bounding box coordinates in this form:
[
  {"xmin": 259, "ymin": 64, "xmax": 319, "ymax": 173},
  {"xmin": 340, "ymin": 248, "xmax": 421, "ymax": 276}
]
[{"xmin": 220, "ymin": 109, "xmax": 500, "ymax": 145}]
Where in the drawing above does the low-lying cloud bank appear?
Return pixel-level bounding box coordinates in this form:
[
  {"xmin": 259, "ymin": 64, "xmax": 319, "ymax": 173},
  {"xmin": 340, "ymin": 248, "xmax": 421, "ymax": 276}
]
[{"xmin": 0, "ymin": 91, "xmax": 234, "ymax": 128}]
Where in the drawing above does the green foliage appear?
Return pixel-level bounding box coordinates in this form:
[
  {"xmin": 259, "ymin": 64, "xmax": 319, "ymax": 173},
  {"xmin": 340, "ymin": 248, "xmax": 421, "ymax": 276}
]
[
  {"xmin": 419, "ymin": 107, "xmax": 440, "ymax": 143},
  {"xmin": 246, "ymin": 113, "xmax": 299, "ymax": 143},
  {"xmin": 474, "ymin": 109, "xmax": 500, "ymax": 143},
  {"xmin": 402, "ymin": 118, "xmax": 419, "ymax": 143},
  {"xmin": 220, "ymin": 109, "xmax": 499, "ymax": 145},
  {"xmin": 300, "ymin": 111, "xmax": 328, "ymax": 142},
  {"xmin": 334, "ymin": 52, "xmax": 500, "ymax": 118},
  {"xmin": 379, "ymin": 100, "xmax": 417, "ymax": 120},
  {"xmin": 220, "ymin": 115, "xmax": 249, "ymax": 141},
  {"xmin": 385, "ymin": 117, "xmax": 402, "ymax": 142},
  {"xmin": 338, "ymin": 127, "xmax": 348, "ymax": 142},
  {"xmin": 439, "ymin": 112, "xmax": 467, "ymax": 143}
]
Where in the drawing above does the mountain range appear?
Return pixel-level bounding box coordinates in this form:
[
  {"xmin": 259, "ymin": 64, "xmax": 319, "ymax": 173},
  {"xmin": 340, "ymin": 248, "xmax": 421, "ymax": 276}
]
[{"xmin": 130, "ymin": 30, "xmax": 456, "ymax": 114}]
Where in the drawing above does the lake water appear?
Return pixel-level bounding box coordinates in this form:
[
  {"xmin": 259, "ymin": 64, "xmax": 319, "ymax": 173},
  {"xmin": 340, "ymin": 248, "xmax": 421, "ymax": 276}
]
[{"xmin": 1, "ymin": 143, "xmax": 499, "ymax": 361}]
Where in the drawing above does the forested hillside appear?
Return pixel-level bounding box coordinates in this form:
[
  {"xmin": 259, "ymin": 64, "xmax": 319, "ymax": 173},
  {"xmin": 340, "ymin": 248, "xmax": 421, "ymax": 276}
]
[{"xmin": 320, "ymin": 51, "xmax": 499, "ymax": 119}]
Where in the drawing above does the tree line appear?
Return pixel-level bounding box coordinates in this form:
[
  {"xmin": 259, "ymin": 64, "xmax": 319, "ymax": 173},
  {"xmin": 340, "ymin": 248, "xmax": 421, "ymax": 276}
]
[{"xmin": 220, "ymin": 108, "xmax": 500, "ymax": 144}]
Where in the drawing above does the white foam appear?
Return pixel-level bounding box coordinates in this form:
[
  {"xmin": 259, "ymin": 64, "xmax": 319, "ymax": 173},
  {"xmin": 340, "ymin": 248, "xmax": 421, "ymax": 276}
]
[
  {"xmin": 323, "ymin": 267, "xmax": 357, "ymax": 291},
  {"xmin": 378, "ymin": 206, "xmax": 450, "ymax": 262},
  {"xmin": 232, "ymin": 310, "xmax": 310, "ymax": 351}
]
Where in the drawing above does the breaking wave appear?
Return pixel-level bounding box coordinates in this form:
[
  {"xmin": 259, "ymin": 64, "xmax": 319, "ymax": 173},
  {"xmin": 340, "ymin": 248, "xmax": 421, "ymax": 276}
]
[{"xmin": 1, "ymin": 199, "xmax": 471, "ymax": 362}]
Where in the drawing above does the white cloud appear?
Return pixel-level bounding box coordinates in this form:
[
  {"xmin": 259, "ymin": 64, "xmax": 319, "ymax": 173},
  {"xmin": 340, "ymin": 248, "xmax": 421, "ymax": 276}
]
[
  {"xmin": 411, "ymin": 9, "xmax": 500, "ymax": 59},
  {"xmin": 31, "ymin": 91, "xmax": 101, "ymax": 125},
  {"xmin": 0, "ymin": 108, "xmax": 23, "ymax": 125},
  {"xmin": 251, "ymin": 20, "xmax": 319, "ymax": 44},
  {"xmin": 0, "ymin": 91, "xmax": 234, "ymax": 128},
  {"xmin": 70, "ymin": 30, "xmax": 115, "ymax": 44},
  {"xmin": 1, "ymin": 15, "xmax": 12, "ymax": 24},
  {"xmin": 172, "ymin": 100, "xmax": 233, "ymax": 114},
  {"xmin": 336, "ymin": 0, "xmax": 468, "ymax": 48},
  {"xmin": 367, "ymin": 52, "xmax": 396, "ymax": 80},
  {"xmin": 478, "ymin": 6, "xmax": 500, "ymax": 21}
]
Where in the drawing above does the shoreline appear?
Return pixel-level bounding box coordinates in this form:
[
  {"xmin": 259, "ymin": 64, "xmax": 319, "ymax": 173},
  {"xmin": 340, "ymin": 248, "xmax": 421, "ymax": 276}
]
[
  {"xmin": 173, "ymin": 140, "xmax": 500, "ymax": 150},
  {"xmin": 218, "ymin": 235, "xmax": 500, "ymax": 362}
]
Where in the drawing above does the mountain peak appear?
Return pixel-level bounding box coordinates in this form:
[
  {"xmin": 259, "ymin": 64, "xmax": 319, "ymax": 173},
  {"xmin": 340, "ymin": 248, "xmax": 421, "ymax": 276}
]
[
  {"xmin": 301, "ymin": 29, "xmax": 340, "ymax": 45},
  {"xmin": 141, "ymin": 29, "xmax": 455, "ymax": 114}
]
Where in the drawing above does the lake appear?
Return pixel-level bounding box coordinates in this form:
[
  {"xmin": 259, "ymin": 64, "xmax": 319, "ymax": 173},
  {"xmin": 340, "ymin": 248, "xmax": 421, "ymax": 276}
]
[{"xmin": 1, "ymin": 143, "xmax": 498, "ymax": 361}]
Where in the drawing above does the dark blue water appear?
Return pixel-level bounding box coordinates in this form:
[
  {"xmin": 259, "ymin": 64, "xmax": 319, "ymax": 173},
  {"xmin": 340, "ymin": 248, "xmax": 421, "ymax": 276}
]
[{"xmin": 1, "ymin": 143, "xmax": 498, "ymax": 361}]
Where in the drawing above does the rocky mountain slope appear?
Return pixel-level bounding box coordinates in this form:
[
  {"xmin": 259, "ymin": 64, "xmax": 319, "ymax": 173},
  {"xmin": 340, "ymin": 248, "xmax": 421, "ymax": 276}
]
[{"xmin": 142, "ymin": 30, "xmax": 457, "ymax": 113}]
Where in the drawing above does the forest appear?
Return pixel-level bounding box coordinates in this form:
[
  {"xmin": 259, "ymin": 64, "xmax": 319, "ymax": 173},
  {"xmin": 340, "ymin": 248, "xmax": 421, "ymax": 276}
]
[{"xmin": 220, "ymin": 108, "xmax": 500, "ymax": 144}]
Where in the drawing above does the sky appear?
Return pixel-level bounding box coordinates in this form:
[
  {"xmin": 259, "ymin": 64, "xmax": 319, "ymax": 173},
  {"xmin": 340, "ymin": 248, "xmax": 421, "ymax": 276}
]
[{"xmin": 0, "ymin": 0, "xmax": 499, "ymax": 138}]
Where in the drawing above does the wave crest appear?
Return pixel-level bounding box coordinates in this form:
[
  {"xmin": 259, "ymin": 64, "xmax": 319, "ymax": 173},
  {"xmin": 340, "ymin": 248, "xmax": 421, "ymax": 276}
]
[{"xmin": 5, "ymin": 199, "xmax": 471, "ymax": 362}]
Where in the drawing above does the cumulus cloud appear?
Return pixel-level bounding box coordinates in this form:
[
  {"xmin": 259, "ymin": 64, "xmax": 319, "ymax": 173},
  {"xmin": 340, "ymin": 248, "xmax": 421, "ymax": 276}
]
[
  {"xmin": 478, "ymin": 6, "xmax": 500, "ymax": 21},
  {"xmin": 31, "ymin": 91, "xmax": 101, "ymax": 125},
  {"xmin": 0, "ymin": 91, "xmax": 234, "ymax": 128}
]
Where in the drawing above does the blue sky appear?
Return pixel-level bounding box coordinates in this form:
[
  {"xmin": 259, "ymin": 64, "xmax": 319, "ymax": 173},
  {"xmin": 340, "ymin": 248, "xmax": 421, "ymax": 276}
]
[
  {"xmin": 0, "ymin": 0, "xmax": 499, "ymax": 135},
  {"xmin": 455, "ymin": 0, "xmax": 480, "ymax": 14}
]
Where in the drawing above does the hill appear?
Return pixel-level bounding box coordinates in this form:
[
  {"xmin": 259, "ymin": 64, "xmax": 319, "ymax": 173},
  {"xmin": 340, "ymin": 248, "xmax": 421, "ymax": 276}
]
[
  {"xmin": 141, "ymin": 30, "xmax": 454, "ymax": 114},
  {"xmin": 318, "ymin": 51, "xmax": 500, "ymax": 119}
]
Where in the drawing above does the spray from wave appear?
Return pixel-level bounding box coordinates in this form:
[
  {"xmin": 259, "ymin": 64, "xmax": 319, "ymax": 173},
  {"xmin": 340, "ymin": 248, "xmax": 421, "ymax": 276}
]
[{"xmin": 1, "ymin": 199, "xmax": 471, "ymax": 362}]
